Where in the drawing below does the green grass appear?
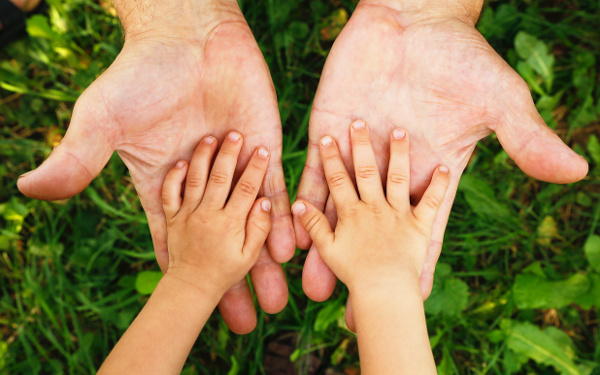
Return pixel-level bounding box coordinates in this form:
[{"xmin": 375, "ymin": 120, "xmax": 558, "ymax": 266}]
[{"xmin": 1, "ymin": 0, "xmax": 600, "ymax": 373}]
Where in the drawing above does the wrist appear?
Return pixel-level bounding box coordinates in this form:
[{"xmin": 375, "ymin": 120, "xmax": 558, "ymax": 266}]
[
  {"xmin": 114, "ymin": 0, "xmax": 244, "ymax": 42},
  {"xmin": 160, "ymin": 272, "xmax": 223, "ymax": 307},
  {"xmin": 358, "ymin": 0, "xmax": 484, "ymax": 26},
  {"xmin": 347, "ymin": 267, "xmax": 421, "ymax": 299}
]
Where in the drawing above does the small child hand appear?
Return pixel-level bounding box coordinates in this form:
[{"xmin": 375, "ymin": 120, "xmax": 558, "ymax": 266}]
[
  {"xmin": 292, "ymin": 120, "xmax": 450, "ymax": 291},
  {"xmin": 161, "ymin": 131, "xmax": 272, "ymax": 299}
]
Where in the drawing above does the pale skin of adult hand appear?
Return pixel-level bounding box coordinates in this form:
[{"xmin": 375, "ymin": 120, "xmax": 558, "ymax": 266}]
[
  {"xmin": 16, "ymin": 0, "xmax": 294, "ymax": 334},
  {"xmin": 295, "ymin": 0, "xmax": 589, "ymax": 330}
]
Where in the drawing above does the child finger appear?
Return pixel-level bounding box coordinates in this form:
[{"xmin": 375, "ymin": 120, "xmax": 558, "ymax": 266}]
[
  {"xmin": 413, "ymin": 166, "xmax": 451, "ymax": 225},
  {"xmin": 386, "ymin": 129, "xmax": 410, "ymax": 211},
  {"xmin": 291, "ymin": 200, "xmax": 334, "ymax": 252},
  {"xmin": 161, "ymin": 160, "xmax": 188, "ymax": 219},
  {"xmin": 243, "ymin": 198, "xmax": 273, "ymax": 260},
  {"xmin": 349, "ymin": 120, "xmax": 385, "ymax": 204},
  {"xmin": 182, "ymin": 136, "xmax": 218, "ymax": 211},
  {"xmin": 200, "ymin": 131, "xmax": 244, "ymax": 210},
  {"xmin": 319, "ymin": 135, "xmax": 359, "ymax": 208},
  {"xmin": 226, "ymin": 147, "xmax": 270, "ymax": 217}
]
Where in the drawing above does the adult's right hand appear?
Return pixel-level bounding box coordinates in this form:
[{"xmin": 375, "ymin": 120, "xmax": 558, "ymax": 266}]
[{"xmin": 17, "ymin": 0, "xmax": 295, "ymax": 334}]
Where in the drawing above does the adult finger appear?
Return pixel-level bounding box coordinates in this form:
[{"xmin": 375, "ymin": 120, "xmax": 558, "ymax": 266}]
[
  {"xmin": 218, "ymin": 279, "xmax": 257, "ymax": 335},
  {"xmin": 495, "ymin": 78, "xmax": 588, "ymax": 184},
  {"xmin": 17, "ymin": 89, "xmax": 114, "ymax": 200},
  {"xmin": 250, "ymin": 245, "xmax": 289, "ymax": 314}
]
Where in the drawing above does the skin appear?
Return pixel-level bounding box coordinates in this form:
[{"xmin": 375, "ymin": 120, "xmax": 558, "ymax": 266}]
[
  {"xmin": 16, "ymin": 0, "xmax": 294, "ymax": 333},
  {"xmin": 294, "ymin": 121, "xmax": 449, "ymax": 374},
  {"xmin": 295, "ymin": 0, "xmax": 589, "ymax": 330},
  {"xmin": 98, "ymin": 132, "xmax": 273, "ymax": 373}
]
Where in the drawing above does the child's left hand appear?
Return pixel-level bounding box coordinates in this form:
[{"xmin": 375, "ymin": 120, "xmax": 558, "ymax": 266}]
[{"xmin": 161, "ymin": 131, "xmax": 273, "ymax": 299}]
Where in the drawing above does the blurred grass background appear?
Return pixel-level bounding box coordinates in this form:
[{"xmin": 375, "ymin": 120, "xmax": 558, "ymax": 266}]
[{"xmin": 1, "ymin": 0, "xmax": 599, "ymax": 373}]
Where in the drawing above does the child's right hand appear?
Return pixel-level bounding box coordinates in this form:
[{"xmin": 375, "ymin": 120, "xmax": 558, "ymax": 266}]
[{"xmin": 292, "ymin": 120, "xmax": 450, "ymax": 292}]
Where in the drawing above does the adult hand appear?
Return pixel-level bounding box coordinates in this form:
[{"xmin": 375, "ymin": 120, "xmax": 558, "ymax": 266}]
[
  {"xmin": 17, "ymin": 0, "xmax": 295, "ymax": 334},
  {"xmin": 295, "ymin": 0, "xmax": 588, "ymax": 328}
]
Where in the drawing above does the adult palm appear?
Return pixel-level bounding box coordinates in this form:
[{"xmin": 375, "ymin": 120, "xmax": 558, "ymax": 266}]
[
  {"xmin": 296, "ymin": 3, "xmax": 587, "ymax": 327},
  {"xmin": 18, "ymin": 17, "xmax": 295, "ymax": 334}
]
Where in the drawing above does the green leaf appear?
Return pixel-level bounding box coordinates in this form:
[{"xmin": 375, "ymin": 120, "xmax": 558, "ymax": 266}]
[
  {"xmin": 587, "ymin": 135, "xmax": 600, "ymax": 165},
  {"xmin": 458, "ymin": 175, "xmax": 512, "ymax": 221},
  {"xmin": 584, "ymin": 235, "xmax": 600, "ymax": 271},
  {"xmin": 574, "ymin": 274, "xmax": 600, "ymax": 309},
  {"xmin": 135, "ymin": 271, "xmax": 162, "ymax": 295},
  {"xmin": 504, "ymin": 321, "xmax": 580, "ymax": 375},
  {"xmin": 314, "ymin": 298, "xmax": 345, "ymax": 332},
  {"xmin": 26, "ymin": 15, "xmax": 61, "ymax": 42},
  {"xmin": 514, "ymin": 31, "xmax": 555, "ymax": 90},
  {"xmin": 289, "ymin": 22, "xmax": 309, "ymax": 39},
  {"xmin": 513, "ymin": 273, "xmax": 590, "ymax": 309},
  {"xmin": 425, "ymin": 265, "xmax": 469, "ymax": 317}
]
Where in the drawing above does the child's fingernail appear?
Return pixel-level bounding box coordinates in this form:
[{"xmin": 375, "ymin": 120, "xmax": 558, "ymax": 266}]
[
  {"xmin": 392, "ymin": 129, "xmax": 406, "ymax": 139},
  {"xmin": 203, "ymin": 136, "xmax": 215, "ymax": 144},
  {"xmin": 261, "ymin": 199, "xmax": 271, "ymax": 212},
  {"xmin": 291, "ymin": 202, "xmax": 307, "ymax": 216},
  {"xmin": 439, "ymin": 165, "xmax": 449, "ymax": 173},
  {"xmin": 320, "ymin": 136, "xmax": 333, "ymax": 147},
  {"xmin": 352, "ymin": 120, "xmax": 366, "ymax": 130},
  {"xmin": 258, "ymin": 147, "xmax": 269, "ymax": 158},
  {"xmin": 176, "ymin": 160, "xmax": 186, "ymax": 168},
  {"xmin": 228, "ymin": 131, "xmax": 241, "ymax": 141}
]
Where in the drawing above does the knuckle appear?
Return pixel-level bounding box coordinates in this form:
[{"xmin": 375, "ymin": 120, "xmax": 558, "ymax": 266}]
[
  {"xmin": 353, "ymin": 137, "xmax": 371, "ymax": 146},
  {"xmin": 328, "ymin": 171, "xmax": 348, "ymax": 188},
  {"xmin": 186, "ymin": 175, "xmax": 206, "ymax": 188},
  {"xmin": 209, "ymin": 171, "xmax": 230, "ymax": 185},
  {"xmin": 423, "ymin": 195, "xmax": 443, "ymax": 210},
  {"xmin": 356, "ymin": 166, "xmax": 378, "ymax": 180},
  {"xmin": 303, "ymin": 213, "xmax": 321, "ymax": 233},
  {"xmin": 237, "ymin": 180, "xmax": 257, "ymax": 196},
  {"xmin": 388, "ymin": 170, "xmax": 409, "ymax": 185}
]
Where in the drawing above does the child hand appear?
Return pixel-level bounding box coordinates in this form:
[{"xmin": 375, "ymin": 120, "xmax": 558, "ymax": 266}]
[
  {"xmin": 161, "ymin": 131, "xmax": 272, "ymax": 299},
  {"xmin": 292, "ymin": 120, "xmax": 450, "ymax": 291}
]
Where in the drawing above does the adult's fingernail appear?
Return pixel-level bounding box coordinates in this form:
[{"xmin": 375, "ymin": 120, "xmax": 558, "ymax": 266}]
[
  {"xmin": 321, "ymin": 136, "xmax": 333, "ymax": 147},
  {"xmin": 261, "ymin": 199, "xmax": 272, "ymax": 212},
  {"xmin": 291, "ymin": 202, "xmax": 307, "ymax": 216}
]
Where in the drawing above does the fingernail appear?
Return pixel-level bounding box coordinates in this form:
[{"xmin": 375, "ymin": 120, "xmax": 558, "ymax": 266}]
[
  {"xmin": 320, "ymin": 136, "xmax": 333, "ymax": 147},
  {"xmin": 258, "ymin": 147, "xmax": 269, "ymax": 158},
  {"xmin": 19, "ymin": 171, "xmax": 33, "ymax": 179},
  {"xmin": 176, "ymin": 160, "xmax": 186, "ymax": 168},
  {"xmin": 291, "ymin": 202, "xmax": 307, "ymax": 216},
  {"xmin": 228, "ymin": 131, "xmax": 241, "ymax": 141},
  {"xmin": 352, "ymin": 120, "xmax": 366, "ymax": 130},
  {"xmin": 203, "ymin": 136, "xmax": 215, "ymax": 144},
  {"xmin": 439, "ymin": 165, "xmax": 449, "ymax": 173},
  {"xmin": 392, "ymin": 129, "xmax": 406, "ymax": 140},
  {"xmin": 261, "ymin": 199, "xmax": 271, "ymax": 212}
]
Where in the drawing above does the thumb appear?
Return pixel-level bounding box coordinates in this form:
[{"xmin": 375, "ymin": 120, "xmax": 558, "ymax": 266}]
[
  {"xmin": 495, "ymin": 84, "xmax": 588, "ymax": 184},
  {"xmin": 291, "ymin": 200, "xmax": 334, "ymax": 252},
  {"xmin": 17, "ymin": 91, "xmax": 114, "ymax": 200},
  {"xmin": 243, "ymin": 198, "xmax": 273, "ymax": 259}
]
